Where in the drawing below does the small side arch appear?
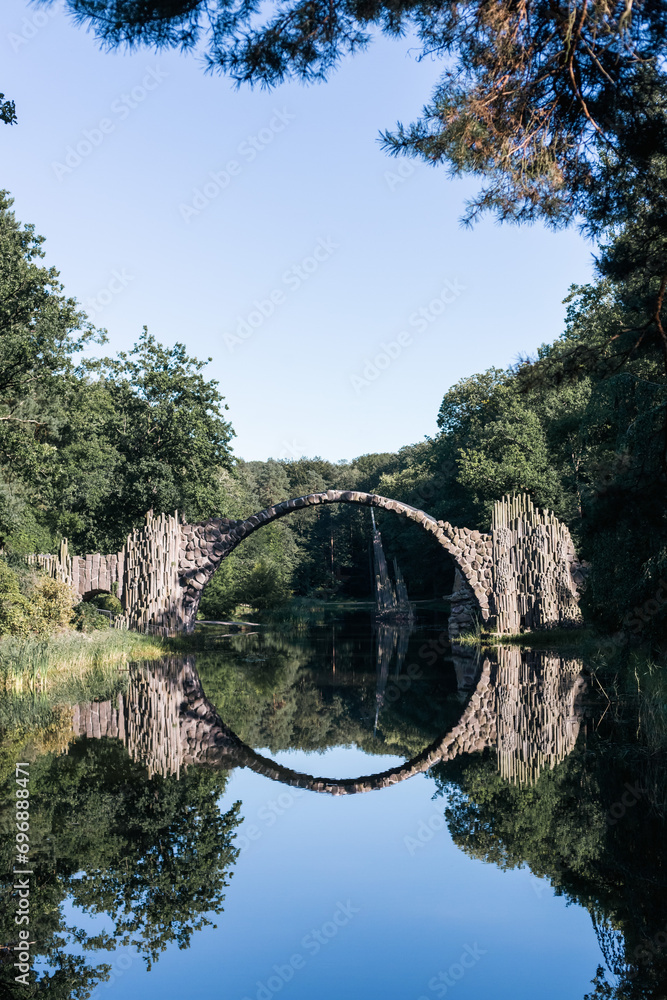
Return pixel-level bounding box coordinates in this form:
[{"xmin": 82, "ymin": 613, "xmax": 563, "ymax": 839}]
[{"xmin": 80, "ymin": 588, "xmax": 114, "ymax": 602}]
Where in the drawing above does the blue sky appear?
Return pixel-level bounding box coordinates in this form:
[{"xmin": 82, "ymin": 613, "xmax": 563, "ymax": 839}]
[{"xmin": 3, "ymin": 0, "xmax": 593, "ymax": 461}]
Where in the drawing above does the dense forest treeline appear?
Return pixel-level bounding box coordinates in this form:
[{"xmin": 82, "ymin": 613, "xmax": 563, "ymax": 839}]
[{"xmin": 2, "ymin": 188, "xmax": 666, "ymax": 638}]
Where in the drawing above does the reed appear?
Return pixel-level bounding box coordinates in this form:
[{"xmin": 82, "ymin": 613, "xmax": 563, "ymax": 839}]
[
  {"xmin": 0, "ymin": 629, "xmax": 166, "ymax": 695},
  {"xmin": 456, "ymin": 626, "xmax": 595, "ymax": 650}
]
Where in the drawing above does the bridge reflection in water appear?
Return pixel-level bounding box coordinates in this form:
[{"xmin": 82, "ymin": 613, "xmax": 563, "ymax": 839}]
[{"xmin": 71, "ymin": 644, "xmax": 588, "ymax": 790}]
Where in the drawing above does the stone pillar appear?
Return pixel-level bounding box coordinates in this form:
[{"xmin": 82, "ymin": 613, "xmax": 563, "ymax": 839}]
[
  {"xmin": 447, "ymin": 568, "xmax": 479, "ymax": 639},
  {"xmin": 490, "ymin": 493, "xmax": 583, "ymax": 633},
  {"xmin": 122, "ymin": 510, "xmax": 184, "ymax": 635}
]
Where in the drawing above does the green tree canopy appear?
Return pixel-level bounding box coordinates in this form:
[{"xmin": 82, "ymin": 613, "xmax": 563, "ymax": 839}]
[
  {"xmin": 41, "ymin": 329, "xmax": 236, "ymax": 552},
  {"xmin": 0, "ymin": 94, "xmax": 16, "ymax": 125},
  {"xmin": 0, "ymin": 192, "xmax": 236, "ymax": 554},
  {"xmin": 0, "ymin": 190, "xmax": 102, "ymax": 549}
]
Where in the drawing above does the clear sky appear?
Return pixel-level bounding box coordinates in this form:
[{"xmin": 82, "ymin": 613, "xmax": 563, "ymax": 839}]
[{"xmin": 3, "ymin": 0, "xmax": 594, "ymax": 462}]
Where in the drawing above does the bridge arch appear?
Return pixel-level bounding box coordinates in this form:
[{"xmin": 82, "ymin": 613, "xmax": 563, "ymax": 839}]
[
  {"xmin": 71, "ymin": 650, "xmax": 588, "ymax": 792},
  {"xmin": 179, "ymin": 490, "xmax": 494, "ymax": 632},
  {"xmin": 27, "ymin": 491, "xmax": 584, "ymax": 636},
  {"xmin": 187, "ymin": 658, "xmax": 496, "ymax": 793}
]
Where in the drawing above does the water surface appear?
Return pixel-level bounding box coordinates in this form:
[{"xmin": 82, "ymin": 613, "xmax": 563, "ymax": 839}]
[{"xmin": 4, "ymin": 608, "xmax": 666, "ymax": 999}]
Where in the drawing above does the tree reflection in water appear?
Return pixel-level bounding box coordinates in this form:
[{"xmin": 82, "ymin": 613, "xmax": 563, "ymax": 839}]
[
  {"xmin": 2, "ymin": 618, "xmax": 666, "ymax": 999},
  {"xmin": 0, "ymin": 740, "xmax": 240, "ymax": 996}
]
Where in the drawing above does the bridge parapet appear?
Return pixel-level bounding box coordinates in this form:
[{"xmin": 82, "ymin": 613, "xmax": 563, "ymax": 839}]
[{"xmin": 26, "ymin": 537, "xmax": 125, "ymax": 601}]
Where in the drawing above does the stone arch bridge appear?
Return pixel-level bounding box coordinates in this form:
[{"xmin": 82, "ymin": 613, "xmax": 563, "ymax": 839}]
[
  {"xmin": 70, "ymin": 647, "xmax": 588, "ymax": 790},
  {"xmin": 28, "ymin": 491, "xmax": 586, "ymax": 638}
]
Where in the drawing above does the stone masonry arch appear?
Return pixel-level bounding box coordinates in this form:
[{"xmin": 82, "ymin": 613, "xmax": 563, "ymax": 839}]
[
  {"xmin": 27, "ymin": 492, "xmax": 584, "ymax": 636},
  {"xmin": 179, "ymin": 490, "xmax": 493, "ymax": 632}
]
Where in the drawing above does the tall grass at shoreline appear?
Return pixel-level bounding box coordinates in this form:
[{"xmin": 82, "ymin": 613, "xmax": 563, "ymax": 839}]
[
  {"xmin": 0, "ymin": 629, "xmax": 166, "ymax": 695},
  {"xmin": 455, "ymin": 624, "xmax": 596, "ymax": 650},
  {"xmin": 0, "ymin": 630, "xmax": 169, "ymax": 776}
]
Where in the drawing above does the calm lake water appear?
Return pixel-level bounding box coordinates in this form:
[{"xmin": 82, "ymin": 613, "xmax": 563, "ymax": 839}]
[{"xmin": 9, "ymin": 608, "xmax": 667, "ymax": 999}]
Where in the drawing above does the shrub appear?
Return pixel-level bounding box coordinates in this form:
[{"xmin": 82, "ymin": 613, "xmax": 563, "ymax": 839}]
[
  {"xmin": 198, "ymin": 559, "xmax": 238, "ymax": 620},
  {"xmin": 0, "ymin": 559, "xmax": 21, "ymax": 596},
  {"xmin": 71, "ymin": 602, "xmax": 110, "ymax": 632},
  {"xmin": 0, "ymin": 560, "xmax": 32, "ymax": 635},
  {"xmin": 30, "ymin": 577, "xmax": 78, "ymax": 631},
  {"xmin": 0, "ymin": 561, "xmax": 80, "ymax": 636},
  {"xmin": 90, "ymin": 593, "xmax": 123, "ymax": 614},
  {"xmin": 242, "ymin": 559, "xmax": 292, "ymax": 610}
]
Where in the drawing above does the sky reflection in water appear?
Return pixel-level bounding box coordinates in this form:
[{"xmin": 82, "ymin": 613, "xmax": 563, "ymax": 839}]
[{"xmin": 57, "ymin": 616, "xmax": 605, "ymax": 1000}]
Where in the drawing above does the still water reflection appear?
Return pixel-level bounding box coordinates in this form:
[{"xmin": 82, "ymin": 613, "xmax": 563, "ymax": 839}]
[{"xmin": 2, "ymin": 610, "xmax": 666, "ymax": 1000}]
